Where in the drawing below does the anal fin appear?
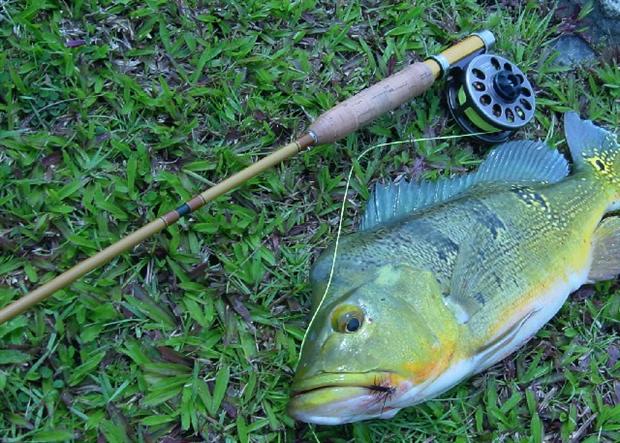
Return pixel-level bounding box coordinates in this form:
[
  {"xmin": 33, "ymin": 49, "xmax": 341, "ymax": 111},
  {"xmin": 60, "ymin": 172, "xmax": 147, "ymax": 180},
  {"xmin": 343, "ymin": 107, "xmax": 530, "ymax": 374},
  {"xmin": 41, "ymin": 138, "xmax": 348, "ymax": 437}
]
[{"xmin": 589, "ymin": 217, "xmax": 620, "ymax": 281}]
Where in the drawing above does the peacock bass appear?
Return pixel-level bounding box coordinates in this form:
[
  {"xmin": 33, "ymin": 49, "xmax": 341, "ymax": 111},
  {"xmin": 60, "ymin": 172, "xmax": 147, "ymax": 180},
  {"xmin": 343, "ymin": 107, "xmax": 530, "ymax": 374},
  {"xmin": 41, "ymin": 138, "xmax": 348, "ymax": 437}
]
[{"xmin": 288, "ymin": 113, "xmax": 619, "ymax": 425}]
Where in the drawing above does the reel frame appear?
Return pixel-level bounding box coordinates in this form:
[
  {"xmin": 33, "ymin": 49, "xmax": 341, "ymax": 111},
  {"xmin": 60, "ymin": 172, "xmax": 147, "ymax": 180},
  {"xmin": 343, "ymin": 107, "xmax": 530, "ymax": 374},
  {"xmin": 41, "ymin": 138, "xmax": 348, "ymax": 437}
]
[{"xmin": 446, "ymin": 53, "xmax": 536, "ymax": 143}]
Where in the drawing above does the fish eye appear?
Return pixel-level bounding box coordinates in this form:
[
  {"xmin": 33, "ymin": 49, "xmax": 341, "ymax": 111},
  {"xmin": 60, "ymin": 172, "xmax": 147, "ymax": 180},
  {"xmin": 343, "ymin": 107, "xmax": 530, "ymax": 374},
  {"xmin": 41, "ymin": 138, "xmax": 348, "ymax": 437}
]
[
  {"xmin": 331, "ymin": 305, "xmax": 364, "ymax": 333},
  {"xmin": 345, "ymin": 317, "xmax": 360, "ymax": 332}
]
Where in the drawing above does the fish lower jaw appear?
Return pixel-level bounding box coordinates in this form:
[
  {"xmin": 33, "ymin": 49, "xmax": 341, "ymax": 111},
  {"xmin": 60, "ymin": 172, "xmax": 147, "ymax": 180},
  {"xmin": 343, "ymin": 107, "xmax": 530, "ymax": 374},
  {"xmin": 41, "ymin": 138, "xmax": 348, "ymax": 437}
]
[
  {"xmin": 290, "ymin": 400, "xmax": 401, "ymax": 425},
  {"xmin": 288, "ymin": 385, "xmax": 403, "ymax": 424},
  {"xmin": 288, "ymin": 373, "xmax": 413, "ymax": 424}
]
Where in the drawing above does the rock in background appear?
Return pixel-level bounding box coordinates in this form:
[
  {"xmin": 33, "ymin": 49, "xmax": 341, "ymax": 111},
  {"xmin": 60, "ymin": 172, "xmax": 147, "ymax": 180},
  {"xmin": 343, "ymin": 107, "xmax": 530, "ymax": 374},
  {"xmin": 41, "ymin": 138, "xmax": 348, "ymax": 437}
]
[{"xmin": 554, "ymin": 0, "xmax": 619, "ymax": 67}]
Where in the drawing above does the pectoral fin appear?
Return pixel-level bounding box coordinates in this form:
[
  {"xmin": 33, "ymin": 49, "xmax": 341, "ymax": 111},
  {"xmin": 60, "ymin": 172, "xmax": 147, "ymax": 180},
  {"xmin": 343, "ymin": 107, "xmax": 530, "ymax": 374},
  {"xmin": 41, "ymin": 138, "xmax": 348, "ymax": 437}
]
[
  {"xmin": 473, "ymin": 309, "xmax": 538, "ymax": 372},
  {"xmin": 589, "ymin": 217, "xmax": 620, "ymax": 281}
]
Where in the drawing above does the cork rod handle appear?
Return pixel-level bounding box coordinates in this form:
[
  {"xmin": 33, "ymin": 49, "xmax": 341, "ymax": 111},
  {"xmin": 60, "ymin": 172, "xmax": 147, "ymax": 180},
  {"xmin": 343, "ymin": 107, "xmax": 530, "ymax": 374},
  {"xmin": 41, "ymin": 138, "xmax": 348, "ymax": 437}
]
[{"xmin": 307, "ymin": 32, "xmax": 490, "ymax": 144}]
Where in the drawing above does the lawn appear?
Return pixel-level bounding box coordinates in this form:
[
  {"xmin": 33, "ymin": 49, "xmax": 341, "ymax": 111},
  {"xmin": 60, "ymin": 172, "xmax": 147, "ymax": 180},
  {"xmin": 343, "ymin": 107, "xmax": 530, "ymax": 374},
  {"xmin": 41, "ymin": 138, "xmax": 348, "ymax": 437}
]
[{"xmin": 0, "ymin": 0, "xmax": 619, "ymax": 442}]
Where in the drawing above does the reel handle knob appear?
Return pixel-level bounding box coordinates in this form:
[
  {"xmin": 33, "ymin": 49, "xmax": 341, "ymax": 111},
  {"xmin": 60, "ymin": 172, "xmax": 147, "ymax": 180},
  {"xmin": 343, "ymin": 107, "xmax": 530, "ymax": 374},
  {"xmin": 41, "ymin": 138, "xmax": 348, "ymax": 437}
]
[{"xmin": 493, "ymin": 70, "xmax": 522, "ymax": 103}]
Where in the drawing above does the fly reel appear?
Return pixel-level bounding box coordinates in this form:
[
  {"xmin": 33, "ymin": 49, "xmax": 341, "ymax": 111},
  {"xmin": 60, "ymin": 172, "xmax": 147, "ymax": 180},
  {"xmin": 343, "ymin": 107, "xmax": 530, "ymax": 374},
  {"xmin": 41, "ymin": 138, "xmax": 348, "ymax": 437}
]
[{"xmin": 446, "ymin": 54, "xmax": 536, "ymax": 143}]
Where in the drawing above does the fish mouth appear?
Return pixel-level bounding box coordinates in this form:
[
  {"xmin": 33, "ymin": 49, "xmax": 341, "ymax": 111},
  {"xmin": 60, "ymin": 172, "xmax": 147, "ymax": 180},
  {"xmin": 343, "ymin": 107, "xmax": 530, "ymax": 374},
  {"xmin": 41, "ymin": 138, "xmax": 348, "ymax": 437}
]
[
  {"xmin": 290, "ymin": 371, "xmax": 396, "ymax": 396},
  {"xmin": 288, "ymin": 371, "xmax": 403, "ymax": 425}
]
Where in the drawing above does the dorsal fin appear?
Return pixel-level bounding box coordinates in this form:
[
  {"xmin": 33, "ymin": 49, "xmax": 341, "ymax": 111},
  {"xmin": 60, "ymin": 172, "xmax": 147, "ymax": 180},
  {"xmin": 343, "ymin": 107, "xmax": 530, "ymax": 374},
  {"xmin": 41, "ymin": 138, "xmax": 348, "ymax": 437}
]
[{"xmin": 360, "ymin": 140, "xmax": 569, "ymax": 231}]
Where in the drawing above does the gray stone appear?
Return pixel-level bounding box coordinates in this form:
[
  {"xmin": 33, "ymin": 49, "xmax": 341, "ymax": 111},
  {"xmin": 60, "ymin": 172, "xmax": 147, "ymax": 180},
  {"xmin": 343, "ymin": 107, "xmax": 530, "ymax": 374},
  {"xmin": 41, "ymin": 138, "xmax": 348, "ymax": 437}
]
[
  {"xmin": 600, "ymin": 0, "xmax": 620, "ymax": 18},
  {"xmin": 552, "ymin": 35, "xmax": 597, "ymax": 67},
  {"xmin": 558, "ymin": 0, "xmax": 620, "ymax": 46}
]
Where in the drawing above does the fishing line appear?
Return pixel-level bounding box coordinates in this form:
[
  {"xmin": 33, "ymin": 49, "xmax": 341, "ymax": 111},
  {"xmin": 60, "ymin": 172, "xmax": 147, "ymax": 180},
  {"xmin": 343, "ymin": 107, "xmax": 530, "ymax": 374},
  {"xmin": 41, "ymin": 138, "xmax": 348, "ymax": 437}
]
[{"xmin": 298, "ymin": 132, "xmax": 486, "ymax": 360}]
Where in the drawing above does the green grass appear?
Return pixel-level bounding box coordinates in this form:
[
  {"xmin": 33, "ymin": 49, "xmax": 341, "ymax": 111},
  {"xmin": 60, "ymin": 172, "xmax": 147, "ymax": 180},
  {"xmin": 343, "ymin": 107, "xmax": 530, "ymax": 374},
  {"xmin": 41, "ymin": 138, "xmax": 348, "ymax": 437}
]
[{"xmin": 0, "ymin": 0, "xmax": 619, "ymax": 441}]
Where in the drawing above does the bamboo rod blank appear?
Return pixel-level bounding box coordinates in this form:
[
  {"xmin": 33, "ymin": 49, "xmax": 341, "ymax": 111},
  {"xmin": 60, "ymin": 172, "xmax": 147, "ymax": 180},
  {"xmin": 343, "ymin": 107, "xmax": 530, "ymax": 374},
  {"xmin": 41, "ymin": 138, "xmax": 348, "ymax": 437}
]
[
  {"xmin": 0, "ymin": 135, "xmax": 314, "ymax": 324},
  {"xmin": 0, "ymin": 219, "xmax": 167, "ymax": 324},
  {"xmin": 0, "ymin": 31, "xmax": 491, "ymax": 324}
]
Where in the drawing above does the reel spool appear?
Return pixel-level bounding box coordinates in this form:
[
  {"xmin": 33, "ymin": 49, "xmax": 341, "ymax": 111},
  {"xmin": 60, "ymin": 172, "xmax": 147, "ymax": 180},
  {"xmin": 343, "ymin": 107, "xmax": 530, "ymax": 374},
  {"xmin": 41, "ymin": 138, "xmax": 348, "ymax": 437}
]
[{"xmin": 446, "ymin": 54, "xmax": 535, "ymax": 143}]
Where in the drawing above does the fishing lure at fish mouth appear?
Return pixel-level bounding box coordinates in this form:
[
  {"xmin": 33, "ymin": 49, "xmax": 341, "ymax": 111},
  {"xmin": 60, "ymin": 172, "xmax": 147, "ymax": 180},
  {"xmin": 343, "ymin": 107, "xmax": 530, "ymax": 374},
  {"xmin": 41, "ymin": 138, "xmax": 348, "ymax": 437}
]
[{"xmin": 288, "ymin": 113, "xmax": 619, "ymax": 425}]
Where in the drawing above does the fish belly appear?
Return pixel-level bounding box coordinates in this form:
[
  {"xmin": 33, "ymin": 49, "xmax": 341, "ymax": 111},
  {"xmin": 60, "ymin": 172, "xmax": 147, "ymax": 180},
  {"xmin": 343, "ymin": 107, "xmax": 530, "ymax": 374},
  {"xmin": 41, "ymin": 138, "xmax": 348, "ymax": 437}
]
[
  {"xmin": 415, "ymin": 181, "xmax": 602, "ymax": 402},
  {"xmin": 472, "ymin": 261, "xmax": 591, "ymax": 373},
  {"xmin": 398, "ymin": 260, "xmax": 592, "ymax": 409}
]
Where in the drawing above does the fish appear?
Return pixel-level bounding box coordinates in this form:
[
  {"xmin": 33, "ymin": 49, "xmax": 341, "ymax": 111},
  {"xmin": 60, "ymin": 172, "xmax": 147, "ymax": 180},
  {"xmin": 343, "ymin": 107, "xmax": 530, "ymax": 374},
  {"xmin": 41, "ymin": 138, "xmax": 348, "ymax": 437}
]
[{"xmin": 287, "ymin": 113, "xmax": 619, "ymax": 425}]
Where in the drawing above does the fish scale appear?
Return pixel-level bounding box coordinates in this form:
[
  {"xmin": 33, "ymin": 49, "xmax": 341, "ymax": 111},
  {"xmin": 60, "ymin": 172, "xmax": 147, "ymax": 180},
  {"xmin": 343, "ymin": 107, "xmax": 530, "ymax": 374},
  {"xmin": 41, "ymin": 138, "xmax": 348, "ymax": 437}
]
[
  {"xmin": 290, "ymin": 113, "xmax": 619, "ymax": 425},
  {"xmin": 322, "ymin": 174, "xmax": 606, "ymax": 344},
  {"xmin": 467, "ymin": 178, "xmax": 606, "ymax": 329}
]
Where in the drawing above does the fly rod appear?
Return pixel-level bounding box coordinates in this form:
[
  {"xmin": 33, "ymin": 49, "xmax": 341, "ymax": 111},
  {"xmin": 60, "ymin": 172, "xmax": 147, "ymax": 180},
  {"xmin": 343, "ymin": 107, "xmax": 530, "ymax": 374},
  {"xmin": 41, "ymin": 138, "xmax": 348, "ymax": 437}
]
[{"xmin": 0, "ymin": 30, "xmax": 495, "ymax": 324}]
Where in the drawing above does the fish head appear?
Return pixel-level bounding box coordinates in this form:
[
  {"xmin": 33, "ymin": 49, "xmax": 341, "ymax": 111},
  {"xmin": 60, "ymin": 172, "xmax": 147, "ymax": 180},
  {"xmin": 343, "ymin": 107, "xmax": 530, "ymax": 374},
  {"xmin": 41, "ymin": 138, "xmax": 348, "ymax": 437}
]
[{"xmin": 289, "ymin": 263, "xmax": 457, "ymax": 424}]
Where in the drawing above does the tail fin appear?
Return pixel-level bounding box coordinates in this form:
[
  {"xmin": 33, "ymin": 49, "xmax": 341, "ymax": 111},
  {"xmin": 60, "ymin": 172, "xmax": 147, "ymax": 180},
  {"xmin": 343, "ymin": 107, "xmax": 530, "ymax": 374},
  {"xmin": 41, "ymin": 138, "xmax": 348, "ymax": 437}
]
[{"xmin": 565, "ymin": 112, "xmax": 618, "ymax": 176}]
